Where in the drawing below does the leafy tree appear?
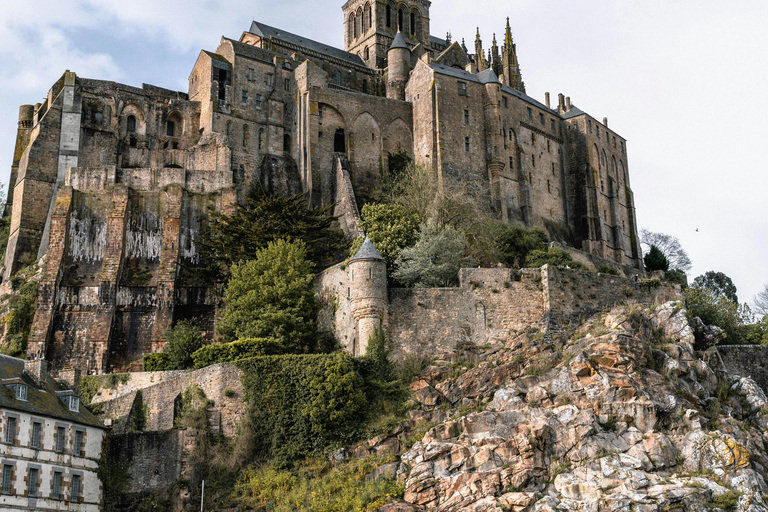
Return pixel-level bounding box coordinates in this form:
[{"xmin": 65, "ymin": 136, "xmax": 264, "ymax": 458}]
[
  {"xmin": 643, "ymin": 245, "xmax": 669, "ymax": 272},
  {"xmin": 217, "ymin": 239, "xmax": 316, "ymax": 352},
  {"xmin": 195, "ymin": 192, "xmax": 346, "ymax": 283},
  {"xmin": 684, "ymin": 286, "xmax": 753, "ymax": 345},
  {"xmin": 192, "ymin": 337, "xmax": 284, "ymax": 369},
  {"xmin": 349, "ymin": 203, "xmax": 419, "ymax": 266},
  {"xmin": 392, "ymin": 223, "xmax": 474, "ymax": 287},
  {"xmin": 753, "ymin": 283, "xmax": 768, "ymax": 318},
  {"xmin": 495, "ymin": 225, "xmax": 548, "ymax": 268},
  {"xmin": 693, "ymin": 271, "xmax": 738, "ymax": 303},
  {"xmin": 164, "ymin": 319, "xmax": 205, "ymax": 370},
  {"xmin": 0, "ymin": 278, "xmax": 38, "ymax": 358},
  {"xmin": 639, "ymin": 229, "xmax": 692, "ymax": 273},
  {"xmin": 664, "ymin": 269, "xmax": 688, "ymax": 288}
]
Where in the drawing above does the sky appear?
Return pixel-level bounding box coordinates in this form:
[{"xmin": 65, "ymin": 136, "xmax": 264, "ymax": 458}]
[{"xmin": 0, "ymin": 0, "xmax": 766, "ymax": 307}]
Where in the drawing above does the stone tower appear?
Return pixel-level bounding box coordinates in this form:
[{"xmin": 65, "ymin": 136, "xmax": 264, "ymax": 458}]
[
  {"xmin": 348, "ymin": 236, "xmax": 387, "ymax": 356},
  {"xmin": 343, "ymin": 0, "xmax": 431, "ymax": 69},
  {"xmin": 501, "ymin": 18, "xmax": 525, "ymax": 93},
  {"xmin": 387, "ymin": 31, "xmax": 410, "ymax": 100}
]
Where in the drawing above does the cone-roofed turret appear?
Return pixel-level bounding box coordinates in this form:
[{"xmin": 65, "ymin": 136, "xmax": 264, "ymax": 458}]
[
  {"xmin": 390, "ymin": 30, "xmax": 409, "ymax": 51},
  {"xmin": 350, "ymin": 236, "xmax": 384, "ymax": 261}
]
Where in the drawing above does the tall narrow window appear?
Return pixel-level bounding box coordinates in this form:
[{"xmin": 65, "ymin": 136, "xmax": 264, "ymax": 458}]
[
  {"xmin": 241, "ymin": 90, "xmax": 248, "ymax": 106},
  {"xmin": 552, "ymin": 162, "xmax": 555, "ymax": 175},
  {"xmin": 410, "ymin": 12, "xmax": 416, "ymax": 35},
  {"xmin": 509, "ymin": 156, "xmax": 514, "ymax": 169},
  {"xmin": 362, "ymin": 79, "xmax": 368, "ymax": 93},
  {"xmin": 539, "ymin": 113, "xmax": 545, "ymax": 125},
  {"xmin": 398, "ymin": 8, "xmax": 403, "ymax": 30},
  {"xmin": 547, "ymin": 140, "xmax": 551, "ymax": 153},
  {"xmin": 31, "ymin": 422, "xmax": 41, "ymax": 449},
  {"xmin": 74, "ymin": 430, "xmax": 83, "ymax": 455},
  {"xmin": 336, "ymin": 70, "xmax": 342, "ymax": 86},
  {"xmin": 27, "ymin": 468, "xmax": 37, "ymax": 497},
  {"xmin": 166, "ymin": 120, "xmax": 175, "ymax": 137},
  {"xmin": 386, "ymin": 4, "xmax": 392, "ymax": 27},
  {"xmin": 71, "ymin": 474, "xmax": 81, "ymax": 501},
  {"xmin": 527, "ymin": 107, "xmax": 532, "ymax": 120},
  {"xmin": 5, "ymin": 417, "xmax": 15, "ymax": 444},
  {"xmin": 257, "ymin": 128, "xmax": 263, "ymax": 150},
  {"xmin": 457, "ymin": 82, "xmax": 467, "ymax": 96},
  {"xmin": 52, "ymin": 472, "xmax": 62, "ymax": 500},
  {"xmin": 463, "ymin": 109, "xmax": 469, "ymax": 124},
  {"xmin": 502, "ymin": 96, "xmax": 508, "ymax": 108},
  {"xmin": 547, "ymin": 180, "xmax": 551, "ymax": 193},
  {"xmin": 127, "ymin": 115, "xmax": 136, "ymax": 133},
  {"xmin": 2, "ymin": 465, "xmax": 11, "ymax": 494},
  {"xmin": 531, "ymin": 154, "xmax": 535, "ymax": 167},
  {"xmin": 464, "ymin": 137, "xmax": 470, "ymax": 152},
  {"xmin": 55, "ymin": 426, "xmax": 65, "ymax": 453},
  {"xmin": 255, "ymin": 94, "xmax": 262, "ymax": 110}
]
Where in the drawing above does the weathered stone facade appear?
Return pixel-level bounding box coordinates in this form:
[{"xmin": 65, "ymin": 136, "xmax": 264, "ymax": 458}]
[{"xmin": 5, "ymin": 2, "xmax": 641, "ymax": 374}]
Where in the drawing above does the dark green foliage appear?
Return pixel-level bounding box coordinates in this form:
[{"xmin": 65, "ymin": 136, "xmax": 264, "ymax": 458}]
[
  {"xmin": 351, "ymin": 203, "xmax": 419, "ymax": 267},
  {"xmin": 495, "ymin": 225, "xmax": 548, "ymax": 268},
  {"xmin": 217, "ymin": 240, "xmax": 316, "ymax": 352},
  {"xmin": 387, "ymin": 151, "xmax": 412, "ymax": 179},
  {"xmin": 743, "ymin": 317, "xmax": 768, "ymax": 345},
  {"xmin": 192, "ymin": 337, "xmax": 284, "ymax": 369},
  {"xmin": 0, "ymin": 213, "xmax": 10, "ymax": 265},
  {"xmin": 194, "ymin": 192, "xmax": 346, "ymax": 283},
  {"xmin": 643, "ymin": 245, "xmax": 669, "ymax": 272},
  {"xmin": 664, "ymin": 269, "xmax": 688, "ymax": 288},
  {"xmin": 684, "ymin": 286, "xmax": 753, "ymax": 345},
  {"xmin": 596, "ymin": 265, "xmax": 618, "ymax": 275},
  {"xmin": 236, "ymin": 353, "xmax": 368, "ymax": 467},
  {"xmin": 97, "ymin": 436, "xmax": 132, "ymax": 512},
  {"xmin": 693, "ymin": 271, "xmax": 738, "ymax": 303},
  {"xmin": 525, "ymin": 247, "xmax": 582, "ymax": 269},
  {"xmin": 142, "ymin": 352, "xmax": 171, "ymax": 371},
  {"xmin": 164, "ymin": 319, "xmax": 205, "ymax": 370},
  {"xmin": 0, "ymin": 277, "xmax": 39, "ymax": 357},
  {"xmin": 392, "ymin": 223, "xmax": 473, "ymax": 287}
]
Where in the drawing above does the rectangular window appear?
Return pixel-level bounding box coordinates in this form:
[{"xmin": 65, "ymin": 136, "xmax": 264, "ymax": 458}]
[
  {"xmin": 69, "ymin": 397, "xmax": 79, "ymax": 412},
  {"xmin": 74, "ymin": 430, "xmax": 83, "ymax": 455},
  {"xmin": 502, "ymin": 96, "xmax": 508, "ymax": 108},
  {"xmin": 531, "ymin": 154, "xmax": 535, "ymax": 167},
  {"xmin": 606, "ymin": 131, "xmax": 609, "ymax": 143},
  {"xmin": 463, "ymin": 109, "xmax": 469, "ymax": 125},
  {"xmin": 71, "ymin": 474, "xmax": 81, "ymax": 501},
  {"xmin": 14, "ymin": 384, "xmax": 27, "ymax": 401},
  {"xmin": 509, "ymin": 156, "xmax": 514, "ymax": 169},
  {"xmin": 539, "ymin": 113, "xmax": 545, "ymax": 125},
  {"xmin": 2, "ymin": 465, "xmax": 11, "ymax": 494},
  {"xmin": 254, "ymin": 94, "xmax": 262, "ymax": 110},
  {"xmin": 464, "ymin": 137, "xmax": 470, "ymax": 152},
  {"xmin": 241, "ymin": 90, "xmax": 248, "ymax": 106},
  {"xmin": 457, "ymin": 81, "xmax": 467, "ymax": 96},
  {"xmin": 588, "ymin": 119, "xmax": 592, "ymax": 133},
  {"xmin": 336, "ymin": 70, "xmax": 342, "ymax": 86},
  {"xmin": 31, "ymin": 422, "xmax": 41, "ymax": 449},
  {"xmin": 552, "ymin": 162, "xmax": 556, "ymax": 175},
  {"xmin": 527, "ymin": 107, "xmax": 532, "ymax": 120},
  {"xmin": 27, "ymin": 468, "xmax": 37, "ymax": 497},
  {"xmin": 550, "ymin": 119, "xmax": 555, "ymax": 131},
  {"xmin": 56, "ymin": 426, "xmax": 65, "ymax": 453},
  {"xmin": 52, "ymin": 472, "xmax": 62, "ymax": 500},
  {"xmin": 596, "ymin": 125, "xmax": 599, "ymax": 137},
  {"xmin": 547, "ymin": 140, "xmax": 551, "ymax": 153},
  {"xmin": 620, "ymin": 141, "xmax": 625, "ymax": 153},
  {"xmin": 613, "ymin": 136, "xmax": 617, "ymax": 148},
  {"xmin": 5, "ymin": 417, "xmax": 15, "ymax": 444},
  {"xmin": 284, "ymin": 79, "xmax": 290, "ymax": 92},
  {"xmin": 266, "ymin": 74, "xmax": 274, "ymax": 86}
]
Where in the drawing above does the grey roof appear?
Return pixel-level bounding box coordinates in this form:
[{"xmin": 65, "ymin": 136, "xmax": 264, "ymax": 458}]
[
  {"xmin": 430, "ymin": 35, "xmax": 448, "ymax": 47},
  {"xmin": 500, "ymin": 83, "xmax": 554, "ymax": 113},
  {"xmin": 560, "ymin": 104, "xmax": 586, "ymax": 119},
  {"xmin": 390, "ymin": 31, "xmax": 409, "ymax": 50},
  {"xmin": 351, "ymin": 236, "xmax": 384, "ymax": 261},
  {"xmin": 249, "ymin": 21, "xmax": 366, "ymax": 67},
  {"xmin": 0, "ymin": 355, "xmax": 104, "ymax": 429},
  {"xmin": 430, "ymin": 63, "xmax": 481, "ymax": 83},
  {"xmin": 477, "ymin": 68, "xmax": 499, "ymax": 84}
]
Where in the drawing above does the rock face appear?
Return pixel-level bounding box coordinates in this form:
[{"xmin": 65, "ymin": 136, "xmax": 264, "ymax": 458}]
[{"xmin": 370, "ymin": 302, "xmax": 768, "ymax": 511}]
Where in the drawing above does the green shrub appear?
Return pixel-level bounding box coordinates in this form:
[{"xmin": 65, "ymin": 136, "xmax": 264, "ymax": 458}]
[
  {"xmin": 596, "ymin": 265, "xmax": 618, "ymax": 275},
  {"xmin": 0, "ymin": 278, "xmax": 39, "ymax": 358},
  {"xmin": 708, "ymin": 490, "xmax": 741, "ymax": 511},
  {"xmin": 643, "ymin": 245, "xmax": 669, "ymax": 272},
  {"xmin": 685, "ymin": 287, "xmax": 753, "ymax": 345},
  {"xmin": 143, "ymin": 352, "xmax": 171, "ymax": 372},
  {"xmin": 525, "ymin": 247, "xmax": 583, "ymax": 269},
  {"xmin": 664, "ymin": 269, "xmax": 688, "ymax": 288},
  {"xmin": 495, "ymin": 225, "xmax": 548, "ymax": 268},
  {"xmin": 192, "ymin": 337, "xmax": 283, "ymax": 369},
  {"xmin": 165, "ymin": 319, "xmax": 205, "ymax": 370}
]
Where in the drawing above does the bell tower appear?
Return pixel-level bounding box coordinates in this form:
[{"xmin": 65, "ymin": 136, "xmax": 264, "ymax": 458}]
[{"xmin": 343, "ymin": 0, "xmax": 431, "ymax": 70}]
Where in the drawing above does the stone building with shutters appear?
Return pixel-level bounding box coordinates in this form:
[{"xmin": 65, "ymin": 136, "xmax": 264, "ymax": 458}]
[
  {"xmin": 4, "ymin": 0, "xmax": 641, "ymax": 375},
  {"xmin": 0, "ymin": 356, "xmax": 105, "ymax": 511}
]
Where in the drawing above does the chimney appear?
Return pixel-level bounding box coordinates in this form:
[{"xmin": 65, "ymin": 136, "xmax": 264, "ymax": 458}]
[
  {"xmin": 558, "ymin": 93, "xmax": 565, "ymax": 112},
  {"xmin": 24, "ymin": 359, "xmax": 49, "ymax": 388},
  {"xmin": 603, "ymin": 117, "xmax": 608, "ymax": 127},
  {"xmin": 545, "ymin": 92, "xmax": 550, "ymax": 109},
  {"xmin": 565, "ymin": 96, "xmax": 571, "ymax": 111},
  {"xmin": 59, "ymin": 367, "xmax": 82, "ymax": 394}
]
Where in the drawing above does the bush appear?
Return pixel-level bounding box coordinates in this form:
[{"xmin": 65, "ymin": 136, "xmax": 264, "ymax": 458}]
[
  {"xmin": 643, "ymin": 245, "xmax": 669, "ymax": 272},
  {"xmin": 165, "ymin": 319, "xmax": 205, "ymax": 370},
  {"xmin": 664, "ymin": 268, "xmax": 688, "ymax": 288},
  {"xmin": 350, "ymin": 203, "xmax": 419, "ymax": 268},
  {"xmin": 0, "ymin": 278, "xmax": 39, "ymax": 358},
  {"xmin": 596, "ymin": 265, "xmax": 618, "ymax": 275},
  {"xmin": 392, "ymin": 223, "xmax": 474, "ymax": 287},
  {"xmin": 685, "ymin": 286, "xmax": 753, "ymax": 345},
  {"xmin": 142, "ymin": 352, "xmax": 171, "ymax": 372},
  {"xmin": 525, "ymin": 247, "xmax": 582, "ymax": 269},
  {"xmin": 192, "ymin": 337, "xmax": 283, "ymax": 369},
  {"xmin": 495, "ymin": 225, "xmax": 548, "ymax": 268}
]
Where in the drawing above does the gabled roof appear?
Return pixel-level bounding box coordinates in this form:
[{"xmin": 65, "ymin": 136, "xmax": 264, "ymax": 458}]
[
  {"xmin": 0, "ymin": 355, "xmax": 104, "ymax": 429},
  {"xmin": 351, "ymin": 236, "xmax": 384, "ymax": 261},
  {"xmin": 249, "ymin": 21, "xmax": 366, "ymax": 67},
  {"xmin": 560, "ymin": 104, "xmax": 586, "ymax": 119},
  {"xmin": 390, "ymin": 31, "xmax": 409, "ymax": 51},
  {"xmin": 477, "ymin": 68, "xmax": 499, "ymax": 84}
]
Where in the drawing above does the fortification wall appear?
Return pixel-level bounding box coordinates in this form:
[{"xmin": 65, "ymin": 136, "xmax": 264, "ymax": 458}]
[
  {"xmin": 95, "ymin": 363, "xmax": 244, "ymax": 437},
  {"xmin": 110, "ymin": 430, "xmax": 189, "ymax": 495}
]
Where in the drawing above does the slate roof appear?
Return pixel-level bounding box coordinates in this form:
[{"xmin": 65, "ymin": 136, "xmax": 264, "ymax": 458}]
[
  {"xmin": 351, "ymin": 236, "xmax": 384, "ymax": 261},
  {"xmin": 430, "ymin": 35, "xmax": 448, "ymax": 47},
  {"xmin": 390, "ymin": 31, "xmax": 409, "ymax": 50},
  {"xmin": 249, "ymin": 21, "xmax": 366, "ymax": 67},
  {"xmin": 0, "ymin": 355, "xmax": 104, "ymax": 429},
  {"xmin": 560, "ymin": 104, "xmax": 587, "ymax": 119}
]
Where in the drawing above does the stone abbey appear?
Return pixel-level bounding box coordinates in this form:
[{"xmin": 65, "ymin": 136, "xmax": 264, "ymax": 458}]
[{"xmin": 4, "ymin": 0, "xmax": 642, "ymax": 374}]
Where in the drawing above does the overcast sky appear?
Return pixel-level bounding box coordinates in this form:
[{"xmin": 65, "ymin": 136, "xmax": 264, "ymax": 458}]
[{"xmin": 0, "ymin": 0, "xmax": 766, "ymax": 307}]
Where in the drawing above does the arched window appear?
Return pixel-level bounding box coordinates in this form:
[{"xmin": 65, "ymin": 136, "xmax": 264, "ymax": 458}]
[
  {"xmin": 353, "ymin": 13, "xmax": 359, "ymax": 38},
  {"xmin": 167, "ymin": 120, "xmax": 175, "ymax": 137},
  {"xmin": 349, "ymin": 14, "xmax": 355, "ymax": 41},
  {"xmin": 364, "ymin": 46, "xmax": 369, "ymax": 60},
  {"xmin": 357, "ymin": 7, "xmax": 364, "ymax": 35},
  {"xmin": 365, "ymin": 3, "xmax": 372, "ymax": 30},
  {"xmin": 398, "ymin": 8, "xmax": 403, "ymax": 31},
  {"xmin": 410, "ymin": 12, "xmax": 415, "ymax": 35},
  {"xmin": 334, "ymin": 128, "xmax": 346, "ymax": 153},
  {"xmin": 386, "ymin": 5, "xmax": 392, "ymax": 27},
  {"xmin": 93, "ymin": 111, "xmax": 103, "ymax": 125},
  {"xmin": 127, "ymin": 115, "xmax": 136, "ymax": 133}
]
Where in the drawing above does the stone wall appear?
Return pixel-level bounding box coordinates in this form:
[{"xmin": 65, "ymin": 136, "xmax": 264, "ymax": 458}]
[
  {"xmin": 718, "ymin": 345, "xmax": 768, "ymax": 396},
  {"xmin": 109, "ymin": 430, "xmax": 188, "ymax": 496},
  {"xmin": 93, "ymin": 363, "xmax": 244, "ymax": 437}
]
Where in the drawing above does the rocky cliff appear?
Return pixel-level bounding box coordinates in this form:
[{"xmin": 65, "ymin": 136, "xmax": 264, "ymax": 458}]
[{"xmin": 360, "ymin": 301, "xmax": 768, "ymax": 512}]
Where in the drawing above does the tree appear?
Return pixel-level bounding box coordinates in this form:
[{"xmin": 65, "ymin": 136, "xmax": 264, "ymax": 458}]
[
  {"xmin": 164, "ymin": 319, "xmax": 205, "ymax": 370},
  {"xmin": 684, "ymin": 286, "xmax": 753, "ymax": 345},
  {"xmin": 392, "ymin": 223, "xmax": 474, "ymax": 287},
  {"xmin": 639, "ymin": 229, "xmax": 692, "ymax": 273},
  {"xmin": 195, "ymin": 192, "xmax": 346, "ymax": 283},
  {"xmin": 753, "ymin": 283, "xmax": 768, "ymax": 318},
  {"xmin": 693, "ymin": 271, "xmax": 738, "ymax": 304},
  {"xmin": 351, "ymin": 203, "xmax": 419, "ymax": 267},
  {"xmin": 217, "ymin": 239, "xmax": 316, "ymax": 353},
  {"xmin": 643, "ymin": 245, "xmax": 669, "ymax": 272},
  {"xmin": 495, "ymin": 224, "xmax": 548, "ymax": 268}
]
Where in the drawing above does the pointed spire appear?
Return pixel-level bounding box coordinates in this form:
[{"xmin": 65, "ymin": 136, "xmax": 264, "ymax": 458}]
[
  {"xmin": 351, "ymin": 235, "xmax": 384, "ymax": 261},
  {"xmin": 461, "ymin": 38, "xmax": 468, "ymax": 54},
  {"xmin": 446, "ymin": 31, "xmax": 452, "ymax": 45},
  {"xmin": 475, "ymin": 28, "xmax": 487, "ymax": 71},
  {"xmin": 491, "ymin": 33, "xmax": 501, "ymax": 75},
  {"xmin": 501, "ymin": 16, "xmax": 525, "ymax": 93},
  {"xmin": 389, "ymin": 30, "xmax": 409, "ymax": 51}
]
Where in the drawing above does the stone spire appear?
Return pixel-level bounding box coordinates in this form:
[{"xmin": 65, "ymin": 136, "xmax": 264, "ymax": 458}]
[
  {"xmin": 501, "ymin": 17, "xmax": 525, "ymax": 93},
  {"xmin": 475, "ymin": 28, "xmax": 487, "ymax": 71},
  {"xmin": 461, "ymin": 38, "xmax": 468, "ymax": 54},
  {"xmin": 446, "ymin": 31, "xmax": 452, "ymax": 45},
  {"xmin": 491, "ymin": 33, "xmax": 501, "ymax": 76}
]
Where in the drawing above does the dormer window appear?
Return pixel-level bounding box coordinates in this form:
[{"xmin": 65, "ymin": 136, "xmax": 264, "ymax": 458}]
[
  {"xmin": 5, "ymin": 382, "xmax": 27, "ymax": 401},
  {"xmin": 69, "ymin": 396, "xmax": 80, "ymax": 412}
]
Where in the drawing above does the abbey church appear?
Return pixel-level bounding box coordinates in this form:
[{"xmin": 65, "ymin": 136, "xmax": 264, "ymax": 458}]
[{"xmin": 4, "ymin": 0, "xmax": 642, "ymax": 374}]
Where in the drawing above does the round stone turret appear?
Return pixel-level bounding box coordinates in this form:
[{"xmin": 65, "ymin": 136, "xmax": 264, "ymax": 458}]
[
  {"xmin": 18, "ymin": 105, "xmax": 34, "ymax": 129},
  {"xmin": 348, "ymin": 236, "xmax": 387, "ymax": 356},
  {"xmin": 387, "ymin": 31, "xmax": 410, "ymax": 100}
]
